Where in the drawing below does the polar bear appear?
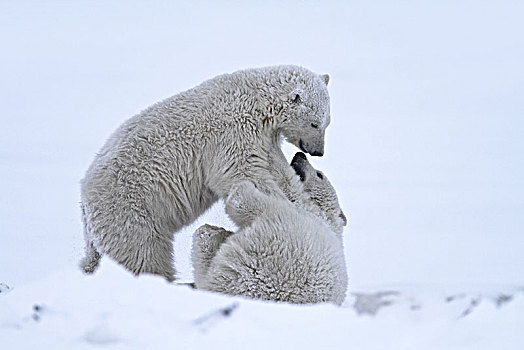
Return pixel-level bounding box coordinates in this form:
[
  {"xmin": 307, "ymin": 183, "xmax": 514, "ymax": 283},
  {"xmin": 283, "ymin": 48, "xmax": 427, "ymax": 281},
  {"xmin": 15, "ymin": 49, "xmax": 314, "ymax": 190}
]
[
  {"xmin": 80, "ymin": 65, "xmax": 332, "ymax": 281},
  {"xmin": 191, "ymin": 152, "xmax": 348, "ymax": 305}
]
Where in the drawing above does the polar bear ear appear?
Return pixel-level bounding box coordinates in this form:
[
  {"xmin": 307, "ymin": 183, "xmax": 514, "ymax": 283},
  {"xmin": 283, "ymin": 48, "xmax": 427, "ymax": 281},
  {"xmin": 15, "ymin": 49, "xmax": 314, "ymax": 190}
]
[
  {"xmin": 289, "ymin": 88, "xmax": 307, "ymax": 104},
  {"xmin": 320, "ymin": 74, "xmax": 330, "ymax": 86}
]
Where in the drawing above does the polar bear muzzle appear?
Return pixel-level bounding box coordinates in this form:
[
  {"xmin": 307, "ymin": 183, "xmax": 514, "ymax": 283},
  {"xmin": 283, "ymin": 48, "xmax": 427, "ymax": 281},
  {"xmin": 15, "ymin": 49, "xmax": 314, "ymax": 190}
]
[
  {"xmin": 299, "ymin": 139, "xmax": 324, "ymax": 157},
  {"xmin": 290, "ymin": 152, "xmax": 308, "ymax": 182}
]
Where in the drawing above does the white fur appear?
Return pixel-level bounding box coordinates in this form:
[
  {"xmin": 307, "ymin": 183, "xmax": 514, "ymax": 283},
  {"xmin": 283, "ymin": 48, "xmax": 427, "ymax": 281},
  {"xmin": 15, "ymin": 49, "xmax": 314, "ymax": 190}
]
[
  {"xmin": 191, "ymin": 155, "xmax": 348, "ymax": 305},
  {"xmin": 80, "ymin": 65, "xmax": 331, "ymax": 281}
]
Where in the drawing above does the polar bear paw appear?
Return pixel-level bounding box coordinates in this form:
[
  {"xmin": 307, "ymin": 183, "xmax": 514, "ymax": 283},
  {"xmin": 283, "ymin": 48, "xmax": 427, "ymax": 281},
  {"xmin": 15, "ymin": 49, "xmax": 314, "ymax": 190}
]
[
  {"xmin": 227, "ymin": 181, "xmax": 256, "ymax": 208},
  {"xmin": 225, "ymin": 181, "xmax": 267, "ymax": 228},
  {"xmin": 192, "ymin": 224, "xmax": 233, "ymax": 272}
]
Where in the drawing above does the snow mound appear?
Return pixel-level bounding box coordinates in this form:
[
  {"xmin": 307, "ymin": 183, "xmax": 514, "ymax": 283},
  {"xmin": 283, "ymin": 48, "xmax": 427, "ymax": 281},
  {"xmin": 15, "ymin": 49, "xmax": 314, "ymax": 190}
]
[{"xmin": 1, "ymin": 259, "xmax": 523, "ymax": 349}]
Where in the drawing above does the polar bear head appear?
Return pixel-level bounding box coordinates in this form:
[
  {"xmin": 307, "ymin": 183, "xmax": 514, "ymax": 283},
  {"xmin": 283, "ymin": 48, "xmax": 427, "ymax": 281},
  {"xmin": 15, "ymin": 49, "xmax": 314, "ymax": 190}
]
[
  {"xmin": 279, "ymin": 70, "xmax": 331, "ymax": 157},
  {"xmin": 290, "ymin": 152, "xmax": 347, "ymax": 234}
]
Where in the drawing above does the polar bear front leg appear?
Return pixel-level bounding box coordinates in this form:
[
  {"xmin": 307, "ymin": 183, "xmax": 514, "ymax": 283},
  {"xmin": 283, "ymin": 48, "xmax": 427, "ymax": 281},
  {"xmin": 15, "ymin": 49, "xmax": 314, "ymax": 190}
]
[
  {"xmin": 191, "ymin": 224, "xmax": 234, "ymax": 287},
  {"xmin": 225, "ymin": 181, "xmax": 270, "ymax": 228},
  {"xmin": 265, "ymin": 144, "xmax": 305, "ymax": 205}
]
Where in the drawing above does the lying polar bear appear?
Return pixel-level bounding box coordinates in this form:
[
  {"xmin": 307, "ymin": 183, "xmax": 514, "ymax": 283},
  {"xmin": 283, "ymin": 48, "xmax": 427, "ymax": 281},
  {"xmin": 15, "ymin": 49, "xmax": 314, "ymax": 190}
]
[{"xmin": 191, "ymin": 153, "xmax": 348, "ymax": 305}]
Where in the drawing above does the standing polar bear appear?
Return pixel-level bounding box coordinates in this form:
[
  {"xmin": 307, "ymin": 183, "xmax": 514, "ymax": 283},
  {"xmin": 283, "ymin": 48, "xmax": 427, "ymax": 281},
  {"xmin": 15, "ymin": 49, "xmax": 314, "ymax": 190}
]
[
  {"xmin": 192, "ymin": 152, "xmax": 348, "ymax": 305},
  {"xmin": 80, "ymin": 65, "xmax": 332, "ymax": 281}
]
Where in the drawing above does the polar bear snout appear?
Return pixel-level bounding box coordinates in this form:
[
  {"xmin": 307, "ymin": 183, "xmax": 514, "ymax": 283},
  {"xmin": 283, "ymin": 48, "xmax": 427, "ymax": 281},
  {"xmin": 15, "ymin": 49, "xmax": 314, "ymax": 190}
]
[
  {"xmin": 291, "ymin": 152, "xmax": 308, "ymax": 181},
  {"xmin": 310, "ymin": 139, "xmax": 325, "ymax": 157},
  {"xmin": 310, "ymin": 149, "xmax": 324, "ymax": 157},
  {"xmin": 292, "ymin": 151, "xmax": 307, "ymax": 161},
  {"xmin": 298, "ymin": 139, "xmax": 324, "ymax": 157}
]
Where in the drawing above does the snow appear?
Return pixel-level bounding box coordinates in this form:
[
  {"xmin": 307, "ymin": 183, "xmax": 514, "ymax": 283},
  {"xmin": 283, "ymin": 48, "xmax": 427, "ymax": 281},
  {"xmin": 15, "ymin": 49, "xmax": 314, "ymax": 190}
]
[
  {"xmin": 1, "ymin": 0, "xmax": 523, "ymax": 348},
  {"xmin": 1, "ymin": 260, "xmax": 523, "ymax": 349}
]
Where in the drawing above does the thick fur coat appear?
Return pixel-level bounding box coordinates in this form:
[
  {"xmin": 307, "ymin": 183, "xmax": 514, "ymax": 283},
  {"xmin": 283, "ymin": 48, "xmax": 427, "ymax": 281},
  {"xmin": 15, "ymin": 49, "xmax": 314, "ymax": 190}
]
[
  {"xmin": 80, "ymin": 65, "xmax": 331, "ymax": 281},
  {"xmin": 192, "ymin": 153, "xmax": 348, "ymax": 305}
]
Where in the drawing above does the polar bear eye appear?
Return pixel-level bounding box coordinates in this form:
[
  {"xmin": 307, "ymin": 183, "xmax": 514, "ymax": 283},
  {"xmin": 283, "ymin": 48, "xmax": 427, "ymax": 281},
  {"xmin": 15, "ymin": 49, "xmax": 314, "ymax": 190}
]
[
  {"xmin": 291, "ymin": 93, "xmax": 302, "ymax": 103},
  {"xmin": 311, "ymin": 123, "xmax": 319, "ymax": 129},
  {"xmin": 316, "ymin": 171, "xmax": 323, "ymax": 179}
]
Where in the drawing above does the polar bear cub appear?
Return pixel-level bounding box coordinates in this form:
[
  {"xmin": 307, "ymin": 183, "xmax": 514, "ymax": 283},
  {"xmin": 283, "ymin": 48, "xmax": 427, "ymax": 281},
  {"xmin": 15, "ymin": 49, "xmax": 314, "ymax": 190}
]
[{"xmin": 191, "ymin": 152, "xmax": 348, "ymax": 305}]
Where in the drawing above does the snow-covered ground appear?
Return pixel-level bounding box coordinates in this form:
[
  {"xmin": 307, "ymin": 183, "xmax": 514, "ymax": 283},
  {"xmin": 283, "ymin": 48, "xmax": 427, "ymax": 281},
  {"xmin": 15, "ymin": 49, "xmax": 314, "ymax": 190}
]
[
  {"xmin": 1, "ymin": 1, "xmax": 523, "ymax": 348},
  {"xmin": 1, "ymin": 259, "xmax": 523, "ymax": 349}
]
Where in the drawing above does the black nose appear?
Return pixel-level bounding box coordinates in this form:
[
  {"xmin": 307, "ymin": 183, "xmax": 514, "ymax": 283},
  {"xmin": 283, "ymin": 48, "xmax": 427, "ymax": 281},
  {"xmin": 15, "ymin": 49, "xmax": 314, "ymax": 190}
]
[
  {"xmin": 290, "ymin": 152, "xmax": 307, "ymax": 182},
  {"xmin": 295, "ymin": 152, "xmax": 307, "ymax": 160},
  {"xmin": 310, "ymin": 150, "xmax": 324, "ymax": 157}
]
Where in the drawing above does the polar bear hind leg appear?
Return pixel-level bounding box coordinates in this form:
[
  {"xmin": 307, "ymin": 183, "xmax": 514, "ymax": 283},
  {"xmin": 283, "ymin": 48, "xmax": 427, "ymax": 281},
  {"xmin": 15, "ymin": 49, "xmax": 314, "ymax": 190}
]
[
  {"xmin": 132, "ymin": 235, "xmax": 177, "ymax": 282},
  {"xmin": 79, "ymin": 240, "xmax": 101, "ymax": 274},
  {"xmin": 191, "ymin": 224, "xmax": 234, "ymax": 284},
  {"xmin": 100, "ymin": 225, "xmax": 177, "ymax": 282}
]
